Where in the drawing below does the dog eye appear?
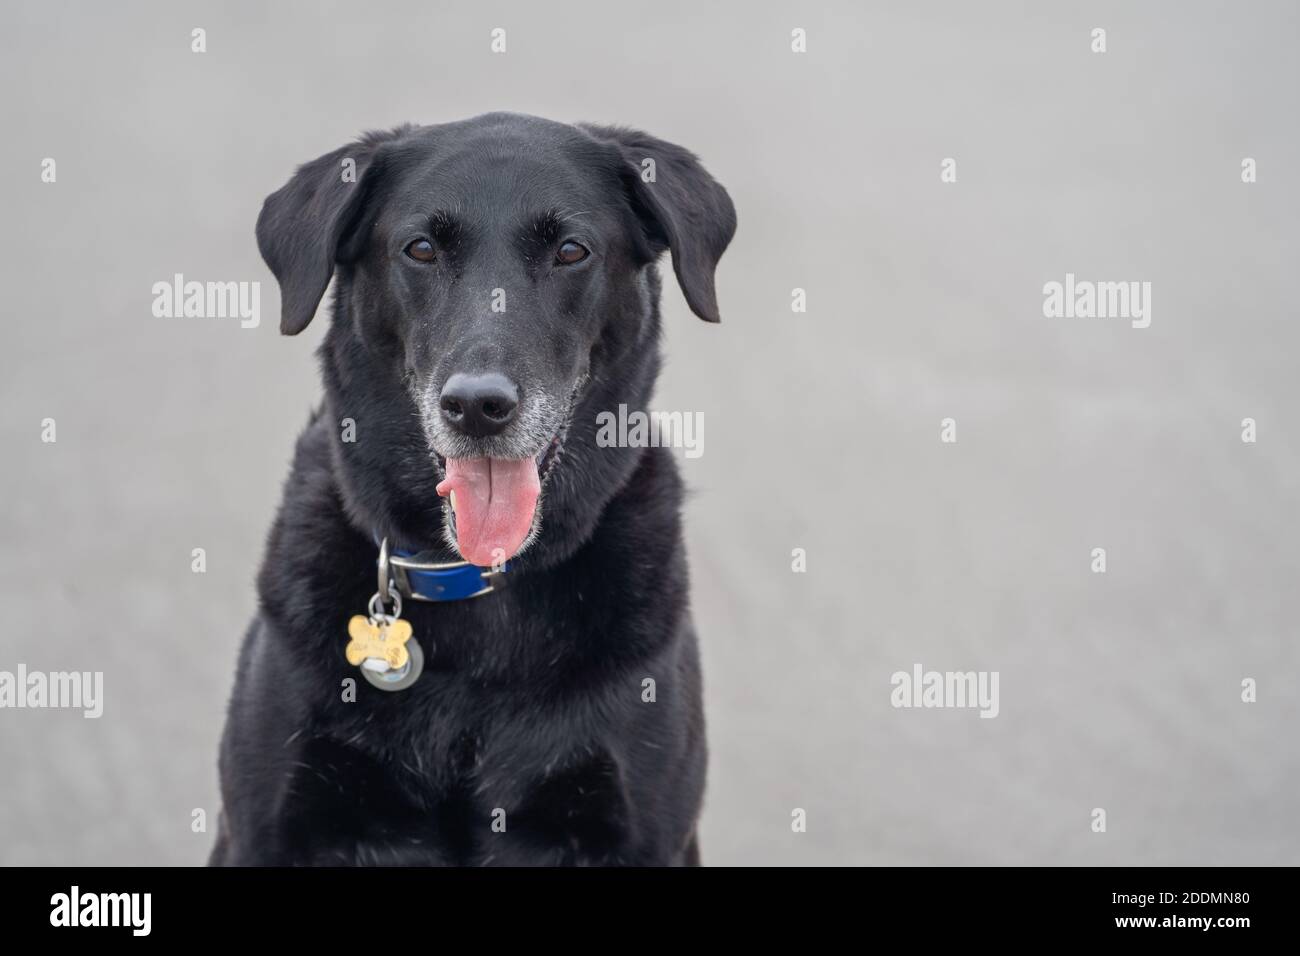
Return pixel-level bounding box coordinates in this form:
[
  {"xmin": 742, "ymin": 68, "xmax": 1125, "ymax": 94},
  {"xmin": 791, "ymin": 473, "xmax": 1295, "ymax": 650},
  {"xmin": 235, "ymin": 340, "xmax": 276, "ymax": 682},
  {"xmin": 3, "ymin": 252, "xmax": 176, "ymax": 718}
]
[
  {"xmin": 555, "ymin": 241, "xmax": 589, "ymax": 265},
  {"xmin": 405, "ymin": 239, "xmax": 436, "ymax": 262}
]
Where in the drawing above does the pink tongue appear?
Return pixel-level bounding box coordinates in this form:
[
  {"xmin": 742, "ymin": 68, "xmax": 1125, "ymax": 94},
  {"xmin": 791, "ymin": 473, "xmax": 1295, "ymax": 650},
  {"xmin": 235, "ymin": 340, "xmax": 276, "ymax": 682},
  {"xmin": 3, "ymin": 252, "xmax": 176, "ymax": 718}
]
[{"xmin": 435, "ymin": 457, "xmax": 540, "ymax": 566}]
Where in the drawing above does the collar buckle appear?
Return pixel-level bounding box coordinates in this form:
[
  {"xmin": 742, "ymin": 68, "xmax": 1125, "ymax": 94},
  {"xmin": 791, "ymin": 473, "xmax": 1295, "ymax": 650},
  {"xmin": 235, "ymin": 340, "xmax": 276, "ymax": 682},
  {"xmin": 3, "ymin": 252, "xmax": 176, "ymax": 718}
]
[{"xmin": 376, "ymin": 537, "xmax": 509, "ymax": 603}]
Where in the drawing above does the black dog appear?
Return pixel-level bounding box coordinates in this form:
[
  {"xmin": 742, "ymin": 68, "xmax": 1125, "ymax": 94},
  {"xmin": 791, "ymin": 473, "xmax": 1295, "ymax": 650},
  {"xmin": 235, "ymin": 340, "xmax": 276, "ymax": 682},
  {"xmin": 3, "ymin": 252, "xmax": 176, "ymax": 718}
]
[{"xmin": 210, "ymin": 113, "xmax": 735, "ymax": 865}]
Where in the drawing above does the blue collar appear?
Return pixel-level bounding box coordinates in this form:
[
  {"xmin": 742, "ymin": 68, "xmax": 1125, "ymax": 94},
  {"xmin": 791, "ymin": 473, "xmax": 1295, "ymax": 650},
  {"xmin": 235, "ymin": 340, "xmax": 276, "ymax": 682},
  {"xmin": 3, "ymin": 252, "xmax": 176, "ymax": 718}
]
[{"xmin": 376, "ymin": 537, "xmax": 509, "ymax": 603}]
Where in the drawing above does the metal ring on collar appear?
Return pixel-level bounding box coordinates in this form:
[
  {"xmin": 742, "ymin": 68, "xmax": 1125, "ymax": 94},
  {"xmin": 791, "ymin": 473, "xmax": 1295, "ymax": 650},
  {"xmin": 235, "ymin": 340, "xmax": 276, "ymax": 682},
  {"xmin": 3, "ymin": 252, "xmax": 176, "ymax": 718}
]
[
  {"xmin": 367, "ymin": 588, "xmax": 402, "ymax": 621},
  {"xmin": 377, "ymin": 537, "xmax": 392, "ymax": 604}
]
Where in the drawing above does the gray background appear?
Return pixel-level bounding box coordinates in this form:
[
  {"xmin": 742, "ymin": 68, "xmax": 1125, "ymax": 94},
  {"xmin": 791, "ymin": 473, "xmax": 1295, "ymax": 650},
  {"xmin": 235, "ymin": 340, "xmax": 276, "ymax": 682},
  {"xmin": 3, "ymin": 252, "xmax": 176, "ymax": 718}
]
[{"xmin": 1, "ymin": 0, "xmax": 1297, "ymax": 866}]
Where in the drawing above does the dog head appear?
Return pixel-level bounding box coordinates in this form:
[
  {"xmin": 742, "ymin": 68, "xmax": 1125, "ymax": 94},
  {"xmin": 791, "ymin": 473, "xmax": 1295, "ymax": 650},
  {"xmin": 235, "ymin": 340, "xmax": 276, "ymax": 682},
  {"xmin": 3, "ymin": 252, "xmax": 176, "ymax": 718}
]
[{"xmin": 256, "ymin": 113, "xmax": 735, "ymax": 566}]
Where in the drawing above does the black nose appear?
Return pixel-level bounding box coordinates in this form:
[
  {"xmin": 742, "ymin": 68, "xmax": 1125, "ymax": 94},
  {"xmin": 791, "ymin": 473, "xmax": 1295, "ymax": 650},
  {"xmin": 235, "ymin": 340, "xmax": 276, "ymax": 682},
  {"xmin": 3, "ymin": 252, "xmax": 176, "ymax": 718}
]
[{"xmin": 439, "ymin": 372, "xmax": 519, "ymax": 438}]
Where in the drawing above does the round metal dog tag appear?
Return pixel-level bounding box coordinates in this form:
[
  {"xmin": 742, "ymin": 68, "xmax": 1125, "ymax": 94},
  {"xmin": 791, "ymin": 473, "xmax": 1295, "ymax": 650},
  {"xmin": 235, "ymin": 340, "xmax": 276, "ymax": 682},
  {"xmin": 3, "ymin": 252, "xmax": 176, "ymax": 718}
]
[{"xmin": 361, "ymin": 638, "xmax": 425, "ymax": 692}]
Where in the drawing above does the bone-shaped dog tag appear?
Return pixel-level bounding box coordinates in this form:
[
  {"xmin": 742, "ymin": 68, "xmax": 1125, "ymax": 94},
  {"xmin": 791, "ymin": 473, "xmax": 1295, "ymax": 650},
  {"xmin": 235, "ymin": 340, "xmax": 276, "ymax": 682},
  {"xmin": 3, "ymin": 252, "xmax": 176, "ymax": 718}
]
[{"xmin": 346, "ymin": 615, "xmax": 414, "ymax": 671}]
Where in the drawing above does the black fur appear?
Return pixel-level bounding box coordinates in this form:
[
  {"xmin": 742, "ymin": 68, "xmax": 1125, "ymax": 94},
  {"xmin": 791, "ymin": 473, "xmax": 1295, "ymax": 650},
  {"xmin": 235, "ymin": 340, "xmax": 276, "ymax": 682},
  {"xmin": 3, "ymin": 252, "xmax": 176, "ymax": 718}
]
[{"xmin": 211, "ymin": 113, "xmax": 735, "ymax": 866}]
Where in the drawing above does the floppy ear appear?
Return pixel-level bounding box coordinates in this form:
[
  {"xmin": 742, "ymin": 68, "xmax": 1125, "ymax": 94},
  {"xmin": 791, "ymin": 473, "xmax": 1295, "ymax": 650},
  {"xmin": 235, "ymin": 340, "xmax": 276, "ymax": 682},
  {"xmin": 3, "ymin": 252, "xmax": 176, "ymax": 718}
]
[
  {"xmin": 581, "ymin": 124, "xmax": 736, "ymax": 323},
  {"xmin": 255, "ymin": 128, "xmax": 406, "ymax": 335}
]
